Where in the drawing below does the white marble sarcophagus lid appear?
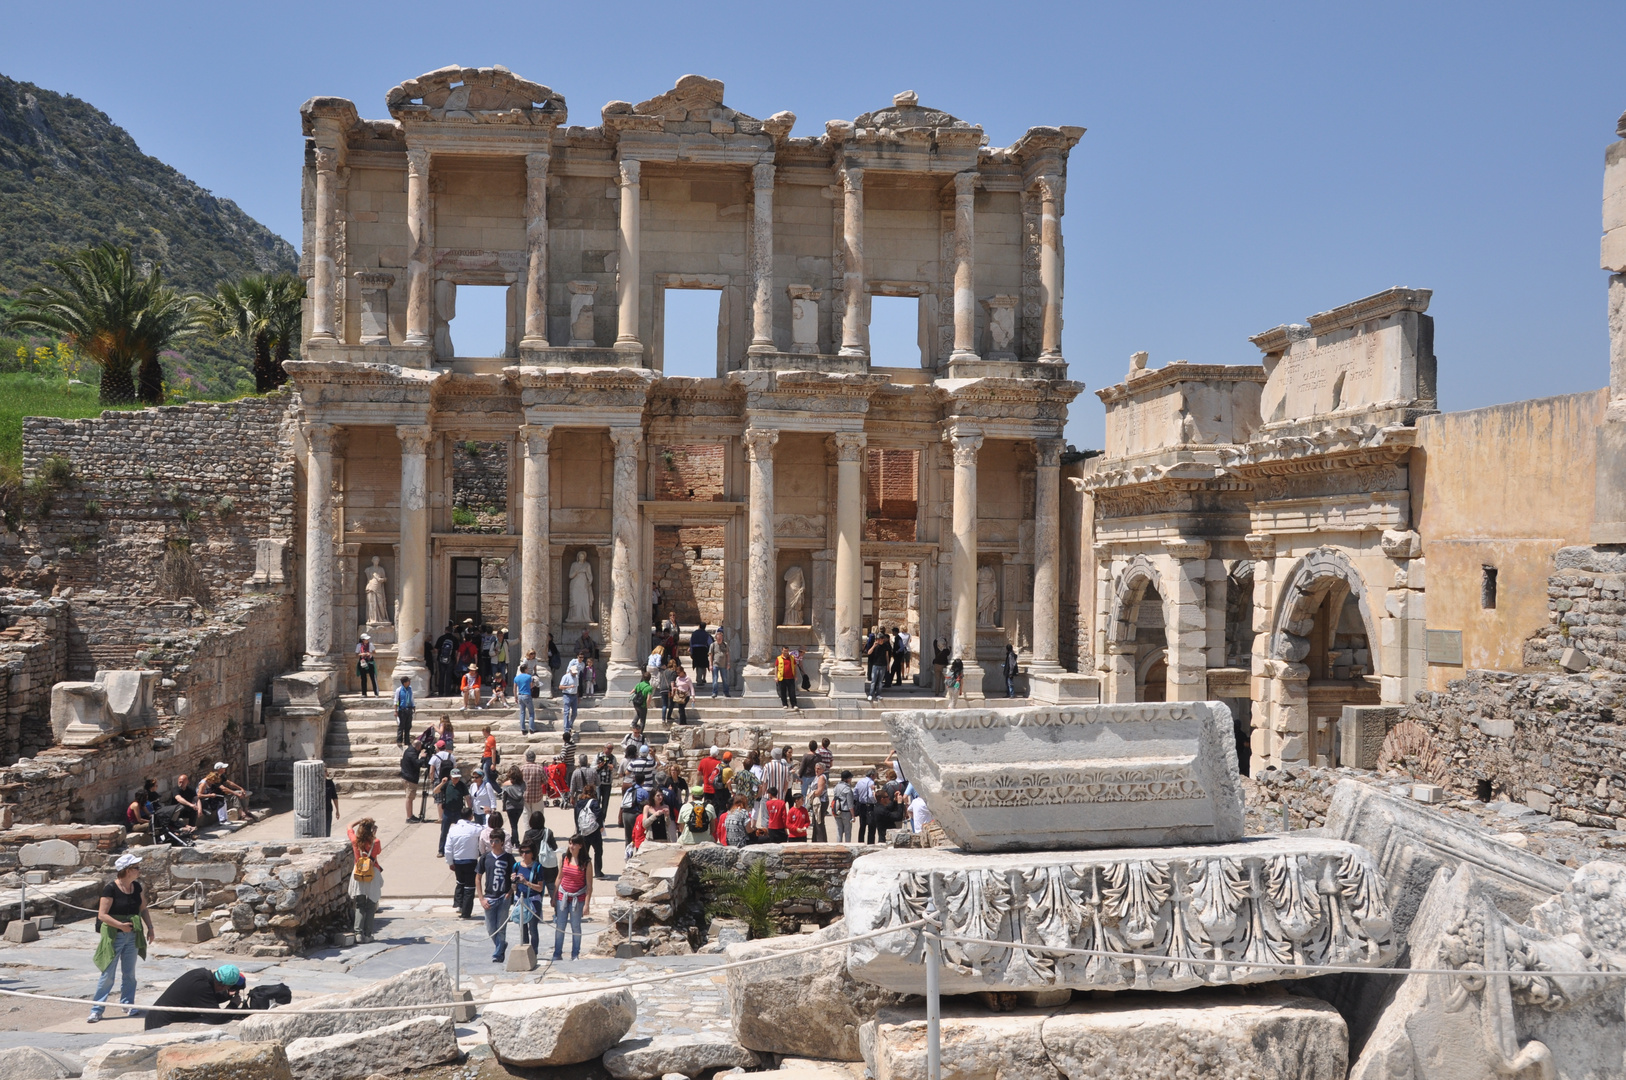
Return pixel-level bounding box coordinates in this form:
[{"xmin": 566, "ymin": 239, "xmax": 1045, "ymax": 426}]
[{"xmin": 882, "ymin": 702, "xmax": 1245, "ymax": 852}]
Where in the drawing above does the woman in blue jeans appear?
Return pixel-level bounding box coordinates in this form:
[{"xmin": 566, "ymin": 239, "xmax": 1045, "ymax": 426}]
[
  {"xmin": 551, "ymin": 836, "xmax": 594, "ymax": 961},
  {"xmin": 90, "ymin": 853, "xmax": 155, "ymax": 1022}
]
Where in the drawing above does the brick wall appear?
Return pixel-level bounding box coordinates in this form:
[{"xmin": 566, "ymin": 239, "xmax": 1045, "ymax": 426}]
[
  {"xmin": 654, "ymin": 524, "xmax": 725, "ymax": 628},
  {"xmin": 1525, "ymin": 546, "xmax": 1626, "ymax": 672},
  {"xmin": 654, "ymin": 444, "xmax": 725, "ymax": 501},
  {"xmin": 865, "ymin": 448, "xmax": 917, "ymax": 541}
]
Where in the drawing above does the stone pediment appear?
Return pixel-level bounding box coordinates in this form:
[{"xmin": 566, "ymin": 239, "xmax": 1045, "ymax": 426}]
[
  {"xmin": 853, "ymin": 90, "xmax": 981, "ymax": 136},
  {"xmin": 601, "ymin": 75, "xmax": 793, "ymax": 141},
  {"xmin": 387, "ymin": 65, "xmax": 567, "ymax": 126}
]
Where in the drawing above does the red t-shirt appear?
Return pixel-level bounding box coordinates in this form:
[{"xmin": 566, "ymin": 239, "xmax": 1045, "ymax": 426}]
[
  {"xmin": 766, "ymin": 798, "xmax": 787, "ymax": 830},
  {"xmin": 698, "ymin": 756, "xmax": 720, "ymax": 794},
  {"xmin": 787, "ymin": 805, "xmax": 809, "ymax": 839}
]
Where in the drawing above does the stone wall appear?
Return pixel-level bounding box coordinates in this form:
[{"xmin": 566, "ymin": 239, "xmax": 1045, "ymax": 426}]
[
  {"xmin": 1525, "ymin": 546, "xmax": 1626, "ymax": 672},
  {"xmin": 653, "ymin": 524, "xmax": 725, "ymax": 629},
  {"xmin": 653, "ymin": 444, "xmax": 725, "ymax": 501},
  {"xmin": 0, "ymin": 592, "xmax": 69, "ymax": 763},
  {"xmin": 449, "ymin": 439, "xmax": 509, "ymax": 532}
]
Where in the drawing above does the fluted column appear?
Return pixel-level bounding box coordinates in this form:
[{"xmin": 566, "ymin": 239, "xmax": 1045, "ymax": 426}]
[
  {"xmin": 303, "ymin": 423, "xmax": 337, "ymax": 667},
  {"xmin": 749, "ymin": 162, "xmax": 776, "ymax": 353},
  {"xmin": 615, "ymin": 158, "xmax": 643, "ymax": 353},
  {"xmin": 309, "ymin": 147, "xmax": 339, "ymax": 345},
  {"xmin": 949, "ymin": 427, "xmax": 983, "ymax": 667},
  {"xmin": 404, "ymin": 147, "xmax": 432, "ymax": 347},
  {"xmin": 743, "ymin": 428, "xmax": 779, "ymax": 673},
  {"xmin": 395, "ymin": 425, "xmax": 431, "ymax": 693},
  {"xmin": 520, "ymin": 424, "xmax": 552, "ymax": 663},
  {"xmin": 950, "ymin": 171, "xmax": 978, "ymax": 363},
  {"xmin": 520, "ymin": 150, "xmax": 551, "ymax": 350},
  {"xmin": 606, "ymin": 427, "xmax": 643, "ymax": 685},
  {"xmin": 1030, "ymin": 438, "xmax": 1063, "ymax": 673},
  {"xmin": 833, "ymin": 432, "xmax": 866, "ymax": 667},
  {"xmin": 839, "ymin": 167, "xmax": 866, "ymax": 358},
  {"xmin": 1037, "ymin": 173, "xmax": 1064, "ymax": 361}
]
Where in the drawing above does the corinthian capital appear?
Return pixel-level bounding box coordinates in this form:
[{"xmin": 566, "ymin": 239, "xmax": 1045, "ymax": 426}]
[
  {"xmin": 1035, "ymin": 437, "xmax": 1064, "ymax": 468},
  {"xmin": 946, "ymin": 426, "xmax": 983, "ymax": 466},
  {"xmin": 954, "ymin": 171, "xmax": 977, "ymax": 199},
  {"xmin": 520, "ymin": 423, "xmax": 553, "ymax": 458},
  {"xmin": 831, "ymin": 431, "xmax": 867, "ymax": 462},
  {"xmin": 619, "ymin": 158, "xmax": 641, "ymax": 187},
  {"xmin": 753, "ymin": 162, "xmax": 775, "ymax": 190},
  {"xmin": 1036, "ymin": 173, "xmax": 1064, "ymax": 203},
  {"xmin": 395, "ymin": 424, "xmax": 432, "ymax": 456},
  {"xmin": 608, "ymin": 426, "xmax": 642, "ymax": 457},
  {"xmin": 405, "ymin": 147, "xmax": 431, "ymax": 177},
  {"xmin": 306, "ymin": 422, "xmax": 336, "ymax": 456},
  {"xmin": 314, "ymin": 146, "xmax": 339, "ymax": 172},
  {"xmin": 841, "ymin": 166, "xmax": 863, "ymax": 194},
  {"xmin": 742, "ymin": 427, "xmax": 779, "ymax": 461}
]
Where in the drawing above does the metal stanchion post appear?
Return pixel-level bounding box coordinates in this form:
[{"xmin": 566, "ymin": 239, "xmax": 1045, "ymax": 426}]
[
  {"xmin": 925, "ymin": 923, "xmax": 941, "ymax": 1080},
  {"xmin": 455, "ymin": 930, "xmax": 461, "ymax": 992},
  {"xmin": 19, "ymin": 880, "xmax": 25, "ymax": 924}
]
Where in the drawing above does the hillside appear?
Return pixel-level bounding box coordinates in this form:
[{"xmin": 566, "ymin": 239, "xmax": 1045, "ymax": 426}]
[{"xmin": 0, "ymin": 73, "xmax": 299, "ymax": 394}]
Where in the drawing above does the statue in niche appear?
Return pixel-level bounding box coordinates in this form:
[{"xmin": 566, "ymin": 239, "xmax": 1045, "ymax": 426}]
[
  {"xmin": 976, "ymin": 564, "xmax": 999, "ymax": 627},
  {"xmin": 566, "ymin": 550, "xmax": 595, "ymax": 624},
  {"xmin": 363, "ymin": 556, "xmax": 391, "ymax": 626},
  {"xmin": 782, "ymin": 565, "xmax": 806, "ymax": 625},
  {"xmin": 433, "ymin": 279, "xmax": 456, "ymax": 358}
]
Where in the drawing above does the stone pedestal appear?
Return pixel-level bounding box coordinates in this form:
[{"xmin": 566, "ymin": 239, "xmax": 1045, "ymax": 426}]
[{"xmin": 1025, "ymin": 671, "xmax": 1100, "ymax": 703}]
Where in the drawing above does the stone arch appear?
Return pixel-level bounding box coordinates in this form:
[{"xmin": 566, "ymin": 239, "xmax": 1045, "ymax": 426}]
[
  {"xmin": 1223, "ymin": 560, "xmax": 1256, "ymax": 667},
  {"xmin": 1107, "ymin": 554, "xmax": 1166, "ymax": 645},
  {"xmin": 1268, "ymin": 547, "xmax": 1379, "ymax": 666}
]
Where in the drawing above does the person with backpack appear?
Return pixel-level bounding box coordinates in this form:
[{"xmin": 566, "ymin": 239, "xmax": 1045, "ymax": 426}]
[
  {"xmin": 400, "ymin": 742, "xmax": 427, "ymax": 825},
  {"xmin": 573, "ymin": 791, "xmax": 605, "ymax": 878},
  {"xmin": 434, "ymin": 627, "xmax": 458, "ymax": 696},
  {"xmin": 679, "ymin": 786, "xmax": 715, "ymax": 845},
  {"xmin": 347, "ymin": 818, "xmax": 383, "ymax": 943},
  {"xmin": 1003, "ymin": 644, "xmax": 1020, "ymax": 699},
  {"xmin": 552, "ymin": 836, "xmax": 593, "ymax": 962},
  {"xmin": 520, "ymin": 810, "xmax": 559, "ymax": 905},
  {"xmin": 433, "ymin": 761, "xmax": 468, "ymax": 859},
  {"xmin": 393, "ymin": 675, "xmax": 415, "ymax": 746},
  {"xmin": 631, "ymin": 674, "xmax": 652, "ymax": 727},
  {"xmin": 831, "ymin": 770, "xmax": 855, "ymax": 842},
  {"xmin": 618, "ymin": 779, "xmax": 648, "ymax": 857},
  {"xmin": 722, "ymin": 794, "xmax": 753, "ymax": 847},
  {"xmin": 866, "ymin": 628, "xmax": 893, "ymax": 703},
  {"xmin": 641, "ymin": 787, "xmax": 674, "ymax": 844},
  {"xmin": 513, "ymin": 842, "xmax": 548, "ymax": 954}
]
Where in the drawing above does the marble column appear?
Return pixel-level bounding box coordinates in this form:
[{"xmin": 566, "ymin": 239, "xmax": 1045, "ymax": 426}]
[
  {"xmin": 949, "ymin": 427, "xmax": 983, "ymax": 667},
  {"xmin": 1029, "ymin": 438, "xmax": 1063, "ymax": 673},
  {"xmin": 839, "ymin": 167, "xmax": 866, "ymax": 358},
  {"xmin": 615, "ymin": 158, "xmax": 643, "ymax": 353},
  {"xmin": 1037, "ymin": 174, "xmax": 1064, "ymax": 361},
  {"xmin": 394, "ymin": 425, "xmax": 431, "ymax": 693},
  {"xmin": 743, "ymin": 427, "xmax": 779, "ymax": 675},
  {"xmin": 309, "ymin": 147, "xmax": 339, "ymax": 345},
  {"xmin": 520, "ymin": 424, "xmax": 552, "ymax": 664},
  {"xmin": 520, "ymin": 149, "xmax": 551, "ymax": 350},
  {"xmin": 303, "ymin": 423, "xmax": 336, "ymax": 667},
  {"xmin": 832, "ymin": 432, "xmax": 867, "ymax": 668},
  {"xmin": 749, "ymin": 162, "xmax": 776, "ymax": 353},
  {"xmin": 606, "ymin": 427, "xmax": 643, "ymax": 686},
  {"xmin": 404, "ymin": 147, "xmax": 432, "ymax": 347},
  {"xmin": 950, "ymin": 171, "xmax": 978, "ymax": 363}
]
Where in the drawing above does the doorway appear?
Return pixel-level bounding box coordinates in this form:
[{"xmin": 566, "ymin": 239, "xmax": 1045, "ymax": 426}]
[{"xmin": 452, "ymin": 557, "xmax": 481, "ymax": 622}]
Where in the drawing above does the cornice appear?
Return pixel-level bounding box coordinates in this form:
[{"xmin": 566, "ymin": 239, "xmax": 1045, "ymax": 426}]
[{"xmin": 1096, "ymin": 363, "xmax": 1267, "ymax": 404}]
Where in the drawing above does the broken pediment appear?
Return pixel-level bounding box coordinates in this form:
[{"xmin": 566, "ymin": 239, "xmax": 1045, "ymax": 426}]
[
  {"xmin": 387, "ymin": 65, "xmax": 567, "ymax": 126},
  {"xmin": 850, "ymin": 90, "xmax": 984, "ymax": 140},
  {"xmin": 602, "ymin": 74, "xmax": 786, "ymax": 138}
]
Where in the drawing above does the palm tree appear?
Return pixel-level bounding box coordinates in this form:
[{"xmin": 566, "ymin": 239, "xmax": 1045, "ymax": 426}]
[
  {"xmin": 10, "ymin": 245, "xmax": 201, "ymax": 405},
  {"xmin": 202, "ymin": 273, "xmax": 305, "ymax": 392},
  {"xmin": 700, "ymin": 860, "xmax": 828, "ymax": 939}
]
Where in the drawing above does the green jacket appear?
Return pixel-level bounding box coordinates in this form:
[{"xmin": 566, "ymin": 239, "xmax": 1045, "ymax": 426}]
[{"xmin": 94, "ymin": 917, "xmax": 147, "ymax": 971}]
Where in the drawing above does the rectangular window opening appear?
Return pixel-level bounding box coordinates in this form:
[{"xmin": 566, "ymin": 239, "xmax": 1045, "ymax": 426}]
[
  {"xmin": 868, "ymin": 294, "xmax": 922, "ymax": 366},
  {"xmin": 1481, "ymin": 566, "xmax": 1498, "ymax": 610},
  {"xmin": 662, "ymin": 288, "xmax": 723, "ymax": 378},
  {"xmin": 447, "ymin": 284, "xmax": 510, "ymax": 358}
]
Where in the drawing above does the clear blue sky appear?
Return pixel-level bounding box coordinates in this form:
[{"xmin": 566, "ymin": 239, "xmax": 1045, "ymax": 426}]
[{"xmin": 4, "ymin": 1, "xmax": 1622, "ymax": 450}]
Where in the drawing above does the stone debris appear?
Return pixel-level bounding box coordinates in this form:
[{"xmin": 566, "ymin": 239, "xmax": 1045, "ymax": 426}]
[
  {"xmin": 236, "ymin": 964, "xmax": 455, "ymax": 1043},
  {"xmin": 285, "ymin": 1016, "xmax": 458, "ymax": 1080},
  {"xmin": 154, "ymin": 1042, "xmax": 291, "ymax": 1080},
  {"xmin": 0, "ymin": 1047, "xmax": 84, "ymax": 1080},
  {"xmin": 725, "ymin": 920, "xmax": 910, "ymax": 1061},
  {"xmin": 81, "ymin": 1031, "xmax": 233, "ymax": 1080},
  {"xmin": 602, "ymin": 1034, "xmax": 760, "ymax": 1080},
  {"xmin": 481, "ymin": 983, "xmax": 636, "ymax": 1068}
]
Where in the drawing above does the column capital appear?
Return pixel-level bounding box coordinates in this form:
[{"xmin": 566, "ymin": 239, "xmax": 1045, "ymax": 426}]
[
  {"xmin": 1034, "ymin": 437, "xmax": 1064, "ymax": 468},
  {"xmin": 831, "ymin": 431, "xmax": 867, "ymax": 461},
  {"xmin": 405, "ymin": 146, "xmax": 430, "ymax": 176},
  {"xmin": 1246, "ymin": 533, "xmax": 1276, "ymax": 560},
  {"xmin": 742, "ymin": 427, "xmax": 779, "ymax": 461},
  {"xmin": 306, "ymin": 422, "xmax": 336, "ymax": 455},
  {"xmin": 525, "ymin": 148, "xmax": 551, "ymax": 174},
  {"xmin": 520, "ymin": 423, "xmax": 553, "ymax": 456},
  {"xmin": 395, "ymin": 424, "xmax": 432, "ymax": 455},
  {"xmin": 945, "ymin": 425, "xmax": 983, "ymax": 463},
  {"xmin": 314, "ymin": 146, "xmax": 339, "ymax": 173},
  {"xmin": 609, "ymin": 426, "xmax": 642, "ymax": 455},
  {"xmin": 1162, "ymin": 537, "xmax": 1211, "ymax": 562},
  {"xmin": 753, "ymin": 161, "xmax": 775, "ymax": 189},
  {"xmin": 841, "ymin": 166, "xmax": 863, "ymax": 193},
  {"xmin": 953, "ymin": 170, "xmax": 978, "ymax": 197},
  {"xmin": 619, "ymin": 158, "xmax": 641, "ymax": 187},
  {"xmin": 1036, "ymin": 172, "xmax": 1065, "ymax": 203}
]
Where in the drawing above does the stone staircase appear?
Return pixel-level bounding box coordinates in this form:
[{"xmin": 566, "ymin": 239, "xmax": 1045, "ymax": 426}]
[{"xmin": 320, "ymin": 684, "xmax": 988, "ymax": 795}]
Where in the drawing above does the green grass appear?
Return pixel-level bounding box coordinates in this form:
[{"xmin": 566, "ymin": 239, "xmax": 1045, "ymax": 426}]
[{"xmin": 0, "ymin": 371, "xmax": 140, "ymax": 473}]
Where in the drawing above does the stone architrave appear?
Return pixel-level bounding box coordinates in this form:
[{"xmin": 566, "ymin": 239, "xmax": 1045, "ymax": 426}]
[
  {"xmin": 882, "ymin": 702, "xmax": 1244, "ymax": 851},
  {"xmin": 567, "ymin": 282, "xmax": 598, "ymax": 347},
  {"xmin": 787, "ymin": 285, "xmax": 822, "ymax": 353},
  {"xmin": 353, "ymin": 272, "xmax": 394, "ymax": 345},
  {"xmin": 844, "ymin": 836, "xmax": 1397, "ymax": 996}
]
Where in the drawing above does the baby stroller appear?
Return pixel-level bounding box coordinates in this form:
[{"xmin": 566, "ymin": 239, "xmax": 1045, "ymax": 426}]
[{"xmin": 151, "ymin": 804, "xmax": 196, "ymax": 848}]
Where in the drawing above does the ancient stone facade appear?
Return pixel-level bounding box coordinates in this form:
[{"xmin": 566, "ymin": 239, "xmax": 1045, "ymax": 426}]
[{"xmin": 291, "ymin": 67, "xmax": 1084, "ymax": 697}]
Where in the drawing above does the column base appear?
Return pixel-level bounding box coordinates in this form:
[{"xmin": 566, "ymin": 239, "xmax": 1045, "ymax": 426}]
[
  {"xmin": 747, "ymin": 342, "xmax": 777, "ymax": 355},
  {"xmin": 837, "ymin": 347, "xmax": 869, "ymax": 359},
  {"xmin": 519, "ymin": 335, "xmax": 551, "ymax": 350},
  {"xmin": 392, "ymin": 659, "xmax": 431, "ymax": 700},
  {"xmin": 949, "ymin": 349, "xmax": 980, "ymax": 364},
  {"xmin": 821, "ymin": 659, "xmax": 868, "ymax": 698},
  {"xmin": 1027, "ymin": 671, "xmax": 1102, "ymax": 704},
  {"xmin": 605, "ymin": 661, "xmax": 644, "ymax": 694},
  {"xmin": 741, "ymin": 666, "xmax": 778, "ymax": 697}
]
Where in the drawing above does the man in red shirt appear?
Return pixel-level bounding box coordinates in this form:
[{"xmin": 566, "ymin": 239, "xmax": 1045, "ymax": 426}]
[
  {"xmin": 785, "ymin": 791, "xmax": 810, "ymax": 842},
  {"xmin": 697, "ymin": 745, "xmax": 721, "ymax": 802},
  {"xmin": 764, "ymin": 786, "xmax": 788, "ymax": 843}
]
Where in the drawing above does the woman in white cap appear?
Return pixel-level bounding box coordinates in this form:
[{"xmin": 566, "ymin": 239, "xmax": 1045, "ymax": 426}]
[{"xmin": 89, "ymin": 853, "xmax": 155, "ymax": 1022}]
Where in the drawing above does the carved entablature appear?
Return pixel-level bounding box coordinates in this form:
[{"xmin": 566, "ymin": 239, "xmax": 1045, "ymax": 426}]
[
  {"xmin": 1251, "ymin": 462, "xmax": 1408, "ymax": 503},
  {"xmin": 387, "ymin": 65, "xmax": 567, "ymax": 127},
  {"xmin": 942, "ymin": 377, "xmax": 1082, "ymax": 435},
  {"xmin": 513, "ymin": 366, "xmax": 656, "ymax": 412},
  {"xmin": 731, "ymin": 369, "xmax": 886, "ymax": 423},
  {"xmin": 646, "ymin": 380, "xmax": 747, "ymax": 420},
  {"xmin": 284, "ymin": 359, "xmax": 442, "ymax": 418},
  {"xmin": 431, "ymin": 374, "xmax": 523, "ymax": 419},
  {"xmin": 1219, "ymin": 423, "xmax": 1416, "ymax": 479},
  {"xmin": 1091, "ymin": 478, "xmax": 1250, "ymax": 522}
]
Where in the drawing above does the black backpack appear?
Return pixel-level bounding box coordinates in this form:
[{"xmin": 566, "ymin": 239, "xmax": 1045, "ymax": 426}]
[{"xmin": 248, "ymin": 983, "xmax": 292, "ymax": 1010}]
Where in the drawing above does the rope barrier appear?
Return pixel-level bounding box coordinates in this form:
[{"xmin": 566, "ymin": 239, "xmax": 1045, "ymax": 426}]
[{"xmin": 0, "ymin": 918, "xmax": 932, "ymax": 1016}]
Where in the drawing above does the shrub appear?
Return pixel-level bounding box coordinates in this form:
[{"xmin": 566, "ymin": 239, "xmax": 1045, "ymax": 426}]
[
  {"xmin": 215, "ymin": 495, "xmax": 236, "ymax": 515},
  {"xmin": 699, "ymin": 860, "xmax": 826, "ymax": 939}
]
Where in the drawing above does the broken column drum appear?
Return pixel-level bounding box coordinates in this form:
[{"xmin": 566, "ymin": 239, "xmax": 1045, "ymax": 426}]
[{"xmin": 294, "ymin": 759, "xmax": 329, "ymax": 838}]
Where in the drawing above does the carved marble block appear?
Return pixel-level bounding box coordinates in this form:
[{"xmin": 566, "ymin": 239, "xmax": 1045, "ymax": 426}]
[
  {"xmin": 50, "ymin": 669, "xmax": 158, "ymax": 748},
  {"xmin": 882, "ymin": 703, "xmax": 1245, "ymax": 852},
  {"xmin": 845, "ymin": 837, "xmax": 1398, "ymax": 995},
  {"xmin": 788, "ymin": 284, "xmax": 822, "ymax": 354},
  {"xmin": 355, "ymin": 271, "xmax": 395, "ymax": 345},
  {"xmin": 982, "ymin": 295, "xmax": 1019, "ymax": 360},
  {"xmin": 246, "ymin": 537, "xmax": 291, "ymax": 592},
  {"xmin": 568, "ymin": 281, "xmax": 598, "ymax": 347}
]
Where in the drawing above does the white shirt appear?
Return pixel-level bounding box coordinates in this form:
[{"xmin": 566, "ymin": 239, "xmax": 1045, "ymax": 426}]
[
  {"xmin": 444, "ymin": 819, "xmax": 483, "ymax": 863},
  {"xmin": 559, "ymin": 670, "xmax": 579, "ymax": 694},
  {"xmin": 910, "ymin": 796, "xmax": 932, "ymax": 833},
  {"xmin": 897, "ymin": 631, "xmax": 911, "ymax": 653},
  {"xmin": 470, "ymin": 782, "xmax": 499, "ymax": 816}
]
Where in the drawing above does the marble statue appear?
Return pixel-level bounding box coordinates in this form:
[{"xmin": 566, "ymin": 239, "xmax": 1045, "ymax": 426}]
[
  {"xmin": 976, "ymin": 564, "xmax": 998, "ymax": 627},
  {"xmin": 783, "ymin": 565, "xmax": 806, "ymax": 625},
  {"xmin": 433, "ymin": 279, "xmax": 456, "ymax": 358},
  {"xmin": 566, "ymin": 550, "xmax": 595, "ymax": 624},
  {"xmin": 363, "ymin": 556, "xmax": 391, "ymax": 625}
]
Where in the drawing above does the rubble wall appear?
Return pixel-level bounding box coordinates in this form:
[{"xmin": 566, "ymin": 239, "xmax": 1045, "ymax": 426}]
[
  {"xmin": 0, "ymin": 595, "xmax": 70, "ymax": 763},
  {"xmin": 1525, "ymin": 545, "xmax": 1626, "ymax": 672}
]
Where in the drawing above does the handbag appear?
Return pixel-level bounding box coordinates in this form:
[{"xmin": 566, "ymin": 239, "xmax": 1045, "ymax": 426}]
[{"xmin": 800, "ymin": 672, "xmax": 810, "ymax": 691}]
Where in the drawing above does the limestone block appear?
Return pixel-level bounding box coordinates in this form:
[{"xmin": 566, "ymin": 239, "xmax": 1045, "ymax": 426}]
[
  {"xmin": 862, "ymin": 1006, "xmax": 1056, "ymax": 1080},
  {"xmin": 246, "ymin": 538, "xmax": 292, "ymax": 591},
  {"xmin": 237, "ymin": 964, "xmax": 456, "ymax": 1043},
  {"xmin": 180, "ymin": 921, "xmax": 214, "ymax": 944},
  {"xmin": 482, "ymin": 983, "xmax": 635, "ymax": 1067},
  {"xmin": 82, "ymin": 1033, "xmax": 232, "ymax": 1080},
  {"xmin": 1411, "ymin": 783, "xmax": 1444, "ymax": 804},
  {"xmin": 285, "ymin": 1016, "xmax": 457, "ymax": 1080},
  {"xmin": 0, "ymin": 1046, "xmax": 83, "ymax": 1080},
  {"xmin": 726, "ymin": 921, "xmax": 907, "ymax": 1062},
  {"xmin": 271, "ymin": 671, "xmax": 335, "ymax": 709},
  {"xmin": 4, "ymin": 920, "xmax": 39, "ymax": 943},
  {"xmin": 1339, "ymin": 705, "xmax": 1397, "ymax": 770},
  {"xmin": 169, "ymin": 863, "xmax": 238, "ymax": 883},
  {"xmin": 19, "ymin": 838, "xmax": 79, "ymax": 868},
  {"xmin": 504, "ymin": 943, "xmax": 536, "ymax": 971},
  {"xmin": 603, "ymin": 1035, "xmax": 760, "ymax": 1080},
  {"xmin": 880, "ymin": 702, "xmax": 1243, "ymax": 852},
  {"xmin": 155, "ymin": 1042, "xmax": 290, "ymax": 1080},
  {"xmin": 1560, "ymin": 647, "xmax": 1590, "ymax": 672}
]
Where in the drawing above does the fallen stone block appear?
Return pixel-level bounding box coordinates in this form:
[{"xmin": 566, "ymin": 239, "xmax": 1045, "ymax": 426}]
[
  {"xmin": 504, "ymin": 944, "xmax": 536, "ymax": 971},
  {"xmin": 82, "ymin": 1033, "xmax": 231, "ymax": 1080},
  {"xmin": 237, "ymin": 963, "xmax": 456, "ymax": 1044},
  {"xmin": 1411, "ymin": 783, "xmax": 1444, "ymax": 804},
  {"xmin": 179, "ymin": 921, "xmax": 213, "ymax": 944},
  {"xmin": 603, "ymin": 1034, "xmax": 759, "ymax": 1080},
  {"xmin": 156, "ymin": 1042, "xmax": 290, "ymax": 1080},
  {"xmin": 19, "ymin": 839, "xmax": 79, "ymax": 868},
  {"xmin": 482, "ymin": 983, "xmax": 635, "ymax": 1067},
  {"xmin": 727, "ymin": 920, "xmax": 909, "ymax": 1062},
  {"xmin": 34, "ymin": 915, "xmax": 54, "ymax": 931},
  {"xmin": 0, "ymin": 1046, "xmax": 84, "ymax": 1080},
  {"xmin": 861, "ymin": 1005, "xmax": 1056, "ymax": 1080},
  {"xmin": 285, "ymin": 1015, "xmax": 458, "ymax": 1080},
  {"xmin": 4, "ymin": 920, "xmax": 40, "ymax": 943},
  {"xmin": 1561, "ymin": 646, "xmax": 1590, "ymax": 672}
]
